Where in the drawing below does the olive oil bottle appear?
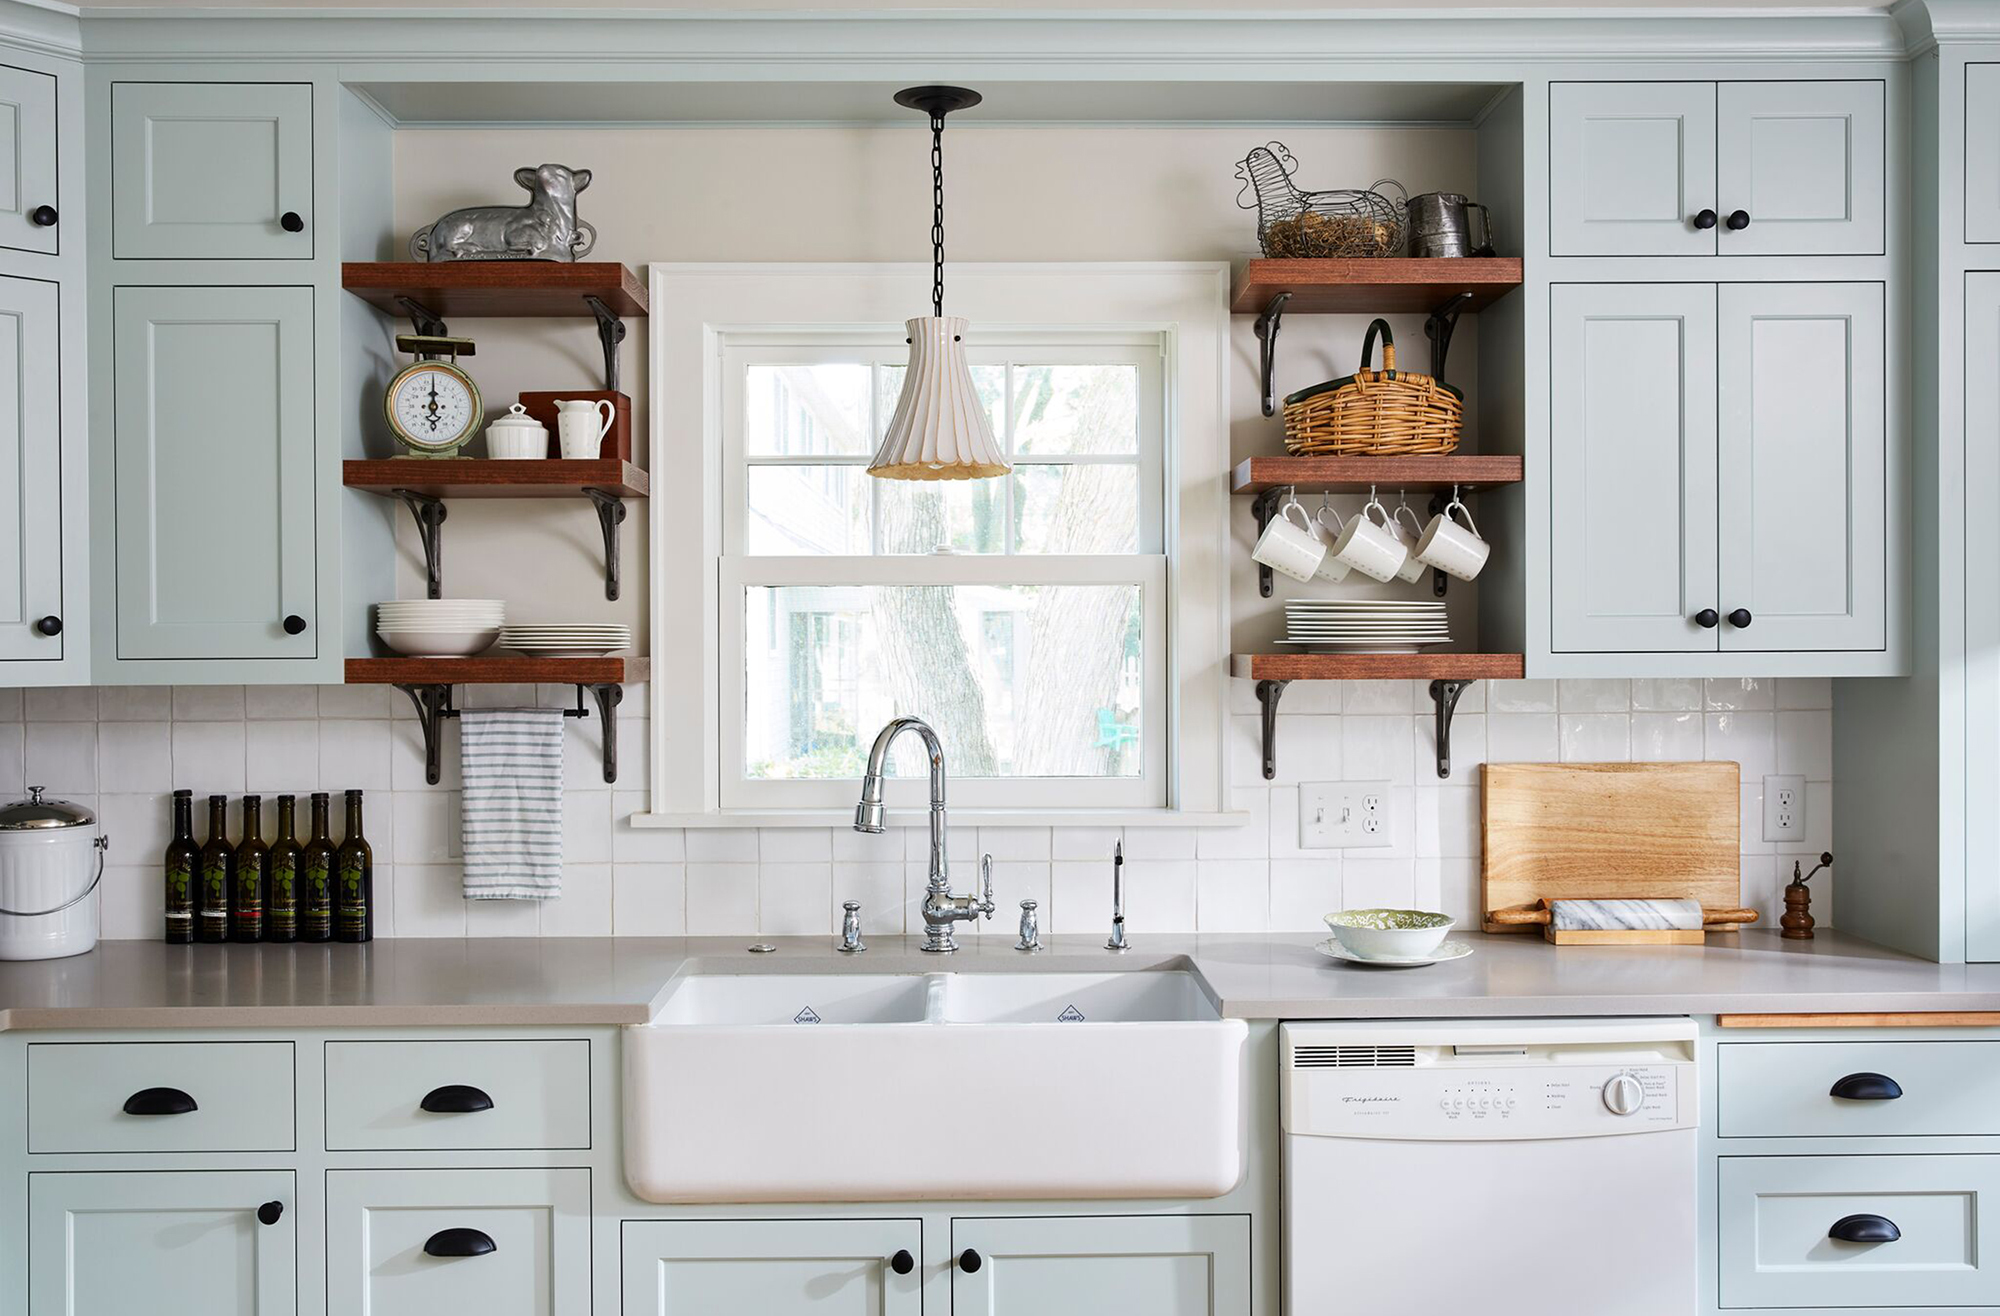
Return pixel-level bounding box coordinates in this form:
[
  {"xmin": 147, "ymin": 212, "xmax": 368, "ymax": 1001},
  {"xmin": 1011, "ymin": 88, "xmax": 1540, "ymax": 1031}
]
[
  {"xmin": 231, "ymin": 795, "xmax": 268, "ymax": 942},
  {"xmin": 266, "ymin": 794, "xmax": 300, "ymax": 944},
  {"xmin": 334, "ymin": 789, "xmax": 373, "ymax": 943},
  {"xmin": 299, "ymin": 792, "xmax": 335, "ymax": 943},
  {"xmin": 162, "ymin": 789, "xmax": 197, "ymax": 944},
  {"xmin": 196, "ymin": 794, "xmax": 232, "ymax": 944}
]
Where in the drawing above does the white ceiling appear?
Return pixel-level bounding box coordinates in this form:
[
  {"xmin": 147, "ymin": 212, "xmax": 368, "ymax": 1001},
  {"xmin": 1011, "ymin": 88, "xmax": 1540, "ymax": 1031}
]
[{"xmin": 77, "ymin": 0, "xmax": 1892, "ymax": 11}]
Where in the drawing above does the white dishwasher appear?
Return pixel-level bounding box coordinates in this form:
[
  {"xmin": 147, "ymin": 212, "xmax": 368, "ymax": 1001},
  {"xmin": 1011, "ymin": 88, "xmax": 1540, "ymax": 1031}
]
[{"xmin": 1282, "ymin": 1017, "xmax": 1697, "ymax": 1316}]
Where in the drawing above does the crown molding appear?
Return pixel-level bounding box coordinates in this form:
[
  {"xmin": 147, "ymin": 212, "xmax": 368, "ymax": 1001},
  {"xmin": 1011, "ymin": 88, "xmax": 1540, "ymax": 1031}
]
[
  {"xmin": 1896, "ymin": 0, "xmax": 2000, "ymax": 50},
  {"xmin": 0, "ymin": 0, "xmax": 81, "ymax": 58}
]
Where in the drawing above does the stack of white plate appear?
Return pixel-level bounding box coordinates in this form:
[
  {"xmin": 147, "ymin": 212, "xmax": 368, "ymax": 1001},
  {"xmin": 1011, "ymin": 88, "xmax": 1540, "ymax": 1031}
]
[
  {"xmin": 500, "ymin": 624, "xmax": 632, "ymax": 658},
  {"xmin": 375, "ymin": 599, "xmax": 505, "ymax": 657},
  {"xmin": 1280, "ymin": 600, "xmax": 1449, "ymax": 653}
]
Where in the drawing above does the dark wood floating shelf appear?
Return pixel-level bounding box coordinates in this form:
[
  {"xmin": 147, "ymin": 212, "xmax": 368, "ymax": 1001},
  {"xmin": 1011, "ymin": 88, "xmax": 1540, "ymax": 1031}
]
[
  {"xmin": 346, "ymin": 655, "xmax": 648, "ymax": 686},
  {"xmin": 1229, "ymin": 258, "xmax": 1524, "ymax": 316},
  {"xmin": 344, "ymin": 458, "xmax": 649, "ymax": 500},
  {"xmin": 342, "ymin": 262, "xmax": 648, "ymax": 318},
  {"xmin": 1232, "ymin": 455, "xmax": 1523, "ymax": 496},
  {"xmin": 1231, "ymin": 653, "xmax": 1525, "ymax": 682}
]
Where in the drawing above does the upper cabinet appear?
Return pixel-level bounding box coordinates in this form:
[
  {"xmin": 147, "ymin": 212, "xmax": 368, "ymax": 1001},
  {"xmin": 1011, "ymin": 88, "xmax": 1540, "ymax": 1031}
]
[
  {"xmin": 1549, "ymin": 80, "xmax": 1884, "ymax": 257},
  {"xmin": 110, "ymin": 82, "xmax": 313, "ymax": 260},
  {"xmin": 1969, "ymin": 65, "xmax": 2000, "ymax": 244},
  {"xmin": 0, "ymin": 64, "xmax": 58, "ymax": 256},
  {"xmin": 0, "ymin": 276, "xmax": 66, "ymax": 662}
]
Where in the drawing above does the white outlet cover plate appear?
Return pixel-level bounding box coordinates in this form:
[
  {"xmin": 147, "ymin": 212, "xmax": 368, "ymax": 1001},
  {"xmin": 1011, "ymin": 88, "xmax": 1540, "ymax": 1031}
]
[
  {"xmin": 1762, "ymin": 773, "xmax": 1806, "ymax": 843},
  {"xmin": 1299, "ymin": 780, "xmax": 1395, "ymax": 849}
]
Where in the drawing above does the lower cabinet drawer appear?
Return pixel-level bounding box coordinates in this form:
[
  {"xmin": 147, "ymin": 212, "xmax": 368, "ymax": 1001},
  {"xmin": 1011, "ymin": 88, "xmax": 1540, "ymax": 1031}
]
[
  {"xmin": 326, "ymin": 1167, "xmax": 591, "ymax": 1316},
  {"xmin": 1717, "ymin": 1040, "xmax": 2000, "ymax": 1138},
  {"xmin": 1718, "ymin": 1155, "xmax": 2000, "ymax": 1309},
  {"xmin": 322, "ymin": 1039, "xmax": 589, "ymax": 1150},
  {"xmin": 28, "ymin": 1041, "xmax": 295, "ymax": 1153}
]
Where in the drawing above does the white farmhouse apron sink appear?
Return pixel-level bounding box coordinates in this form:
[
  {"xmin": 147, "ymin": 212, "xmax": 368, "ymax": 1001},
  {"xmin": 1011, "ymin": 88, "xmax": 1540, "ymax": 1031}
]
[{"xmin": 623, "ymin": 970, "xmax": 1247, "ymax": 1204}]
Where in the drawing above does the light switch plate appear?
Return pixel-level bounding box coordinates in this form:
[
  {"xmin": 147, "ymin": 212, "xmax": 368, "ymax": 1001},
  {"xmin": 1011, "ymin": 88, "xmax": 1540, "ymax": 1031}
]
[
  {"xmin": 1762, "ymin": 774, "xmax": 1805, "ymax": 842},
  {"xmin": 1299, "ymin": 780, "xmax": 1394, "ymax": 849}
]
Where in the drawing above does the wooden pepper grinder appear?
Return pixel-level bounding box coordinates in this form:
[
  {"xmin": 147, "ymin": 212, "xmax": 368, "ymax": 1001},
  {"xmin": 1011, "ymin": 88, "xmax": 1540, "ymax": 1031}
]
[{"xmin": 1782, "ymin": 851, "xmax": 1833, "ymax": 939}]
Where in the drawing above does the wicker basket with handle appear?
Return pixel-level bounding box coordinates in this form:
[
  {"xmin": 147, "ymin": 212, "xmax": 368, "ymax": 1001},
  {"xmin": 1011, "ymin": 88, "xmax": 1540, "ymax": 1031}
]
[{"xmin": 1282, "ymin": 319, "xmax": 1463, "ymax": 456}]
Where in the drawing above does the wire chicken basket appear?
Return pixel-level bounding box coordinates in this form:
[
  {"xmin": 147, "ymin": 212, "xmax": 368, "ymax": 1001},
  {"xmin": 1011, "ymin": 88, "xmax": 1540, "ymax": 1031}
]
[{"xmin": 1235, "ymin": 143, "xmax": 1407, "ymax": 259}]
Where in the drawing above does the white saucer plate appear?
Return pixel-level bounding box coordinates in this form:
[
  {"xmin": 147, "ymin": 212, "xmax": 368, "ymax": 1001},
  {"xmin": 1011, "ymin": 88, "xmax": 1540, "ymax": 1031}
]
[{"xmin": 1316, "ymin": 937, "xmax": 1475, "ymax": 967}]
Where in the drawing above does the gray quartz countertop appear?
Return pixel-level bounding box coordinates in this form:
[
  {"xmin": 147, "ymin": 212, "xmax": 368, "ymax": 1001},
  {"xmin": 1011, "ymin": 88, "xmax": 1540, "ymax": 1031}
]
[{"xmin": 1, "ymin": 930, "xmax": 1997, "ymax": 1029}]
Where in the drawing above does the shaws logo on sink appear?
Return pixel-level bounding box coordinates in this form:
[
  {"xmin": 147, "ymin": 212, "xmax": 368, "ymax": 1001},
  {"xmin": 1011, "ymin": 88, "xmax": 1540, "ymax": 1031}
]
[
  {"xmin": 1057, "ymin": 1004, "xmax": 1087, "ymax": 1022},
  {"xmin": 793, "ymin": 1006, "xmax": 822, "ymax": 1024}
]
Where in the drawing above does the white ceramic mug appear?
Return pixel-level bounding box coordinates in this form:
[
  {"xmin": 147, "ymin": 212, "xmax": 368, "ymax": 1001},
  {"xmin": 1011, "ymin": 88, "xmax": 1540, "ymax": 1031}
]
[
  {"xmin": 1331, "ymin": 498, "xmax": 1410, "ymax": 583},
  {"xmin": 1391, "ymin": 502, "xmax": 1429, "ymax": 583},
  {"xmin": 1252, "ymin": 496, "xmax": 1327, "ymax": 583},
  {"xmin": 555, "ymin": 398, "xmax": 616, "ymax": 460},
  {"xmin": 1310, "ymin": 503, "xmax": 1351, "ymax": 582},
  {"xmin": 1415, "ymin": 499, "xmax": 1491, "ymax": 581}
]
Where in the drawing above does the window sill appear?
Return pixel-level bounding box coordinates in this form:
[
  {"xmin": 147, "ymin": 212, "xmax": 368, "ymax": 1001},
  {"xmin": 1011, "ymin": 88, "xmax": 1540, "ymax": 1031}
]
[{"xmin": 629, "ymin": 809, "xmax": 1252, "ymax": 830}]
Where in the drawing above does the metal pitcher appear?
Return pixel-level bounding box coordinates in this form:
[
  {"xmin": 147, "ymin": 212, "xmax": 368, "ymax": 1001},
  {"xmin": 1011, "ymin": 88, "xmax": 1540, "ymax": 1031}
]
[{"xmin": 1406, "ymin": 192, "xmax": 1494, "ymax": 258}]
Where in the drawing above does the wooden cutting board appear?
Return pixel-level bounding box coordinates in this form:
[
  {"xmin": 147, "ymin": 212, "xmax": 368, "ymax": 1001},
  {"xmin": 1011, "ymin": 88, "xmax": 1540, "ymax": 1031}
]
[{"xmin": 1480, "ymin": 762, "xmax": 1740, "ymax": 934}]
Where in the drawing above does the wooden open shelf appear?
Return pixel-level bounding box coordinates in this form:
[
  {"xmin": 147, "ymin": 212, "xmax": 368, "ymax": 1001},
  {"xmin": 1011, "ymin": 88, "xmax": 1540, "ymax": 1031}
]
[
  {"xmin": 1230, "ymin": 652, "xmax": 1524, "ymax": 682},
  {"xmin": 1230, "ymin": 258, "xmax": 1523, "ymax": 316},
  {"xmin": 342, "ymin": 262, "xmax": 648, "ymax": 318},
  {"xmin": 344, "ymin": 458, "xmax": 648, "ymax": 499},
  {"xmin": 1232, "ymin": 454, "xmax": 1522, "ymax": 496},
  {"xmin": 347, "ymin": 655, "xmax": 647, "ymax": 686}
]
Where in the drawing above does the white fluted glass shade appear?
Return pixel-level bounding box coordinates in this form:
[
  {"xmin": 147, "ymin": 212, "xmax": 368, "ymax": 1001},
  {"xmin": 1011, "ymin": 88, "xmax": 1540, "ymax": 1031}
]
[{"xmin": 867, "ymin": 316, "xmax": 1009, "ymax": 480}]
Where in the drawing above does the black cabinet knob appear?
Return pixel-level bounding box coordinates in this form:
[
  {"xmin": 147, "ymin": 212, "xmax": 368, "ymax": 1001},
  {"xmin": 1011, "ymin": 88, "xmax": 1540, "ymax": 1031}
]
[
  {"xmin": 959, "ymin": 1248, "xmax": 982, "ymax": 1274},
  {"xmin": 1694, "ymin": 608, "xmax": 1719, "ymax": 629},
  {"xmin": 257, "ymin": 1201, "xmax": 284, "ymax": 1226},
  {"xmin": 1830, "ymin": 1071, "xmax": 1903, "ymax": 1101},
  {"xmin": 29, "ymin": 205, "xmax": 56, "ymax": 228},
  {"xmin": 1726, "ymin": 209, "xmax": 1751, "ymax": 231},
  {"xmin": 419, "ymin": 1083, "xmax": 494, "ymax": 1114},
  {"xmin": 1727, "ymin": 608, "xmax": 1753, "ymax": 628},
  {"xmin": 122, "ymin": 1086, "xmax": 198, "ymax": 1116},
  {"xmin": 890, "ymin": 1249, "xmax": 915, "ymax": 1276},
  {"xmin": 283, "ymin": 614, "xmax": 307, "ymax": 635},
  {"xmin": 1693, "ymin": 208, "xmax": 1718, "ymax": 230},
  {"xmin": 424, "ymin": 1227, "xmax": 497, "ymax": 1258},
  {"xmin": 35, "ymin": 615, "xmax": 60, "ymax": 636},
  {"xmin": 1829, "ymin": 1213, "xmax": 1900, "ymax": 1244},
  {"xmin": 280, "ymin": 211, "xmax": 304, "ymax": 233}
]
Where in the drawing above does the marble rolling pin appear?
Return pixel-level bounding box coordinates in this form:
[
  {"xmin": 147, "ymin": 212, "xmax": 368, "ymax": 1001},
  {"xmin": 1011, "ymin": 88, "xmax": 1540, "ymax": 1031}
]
[{"xmin": 1488, "ymin": 898, "xmax": 1760, "ymax": 945}]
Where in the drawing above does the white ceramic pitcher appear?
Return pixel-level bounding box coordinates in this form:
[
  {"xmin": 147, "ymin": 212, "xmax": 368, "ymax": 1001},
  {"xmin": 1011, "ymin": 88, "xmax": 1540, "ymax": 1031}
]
[{"xmin": 554, "ymin": 398, "xmax": 615, "ymax": 459}]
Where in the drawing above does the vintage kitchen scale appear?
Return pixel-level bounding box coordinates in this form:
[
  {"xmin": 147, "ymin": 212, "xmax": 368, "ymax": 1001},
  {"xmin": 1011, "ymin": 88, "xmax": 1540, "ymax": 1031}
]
[
  {"xmin": 1480, "ymin": 762, "xmax": 1759, "ymax": 944},
  {"xmin": 384, "ymin": 333, "xmax": 483, "ymax": 458}
]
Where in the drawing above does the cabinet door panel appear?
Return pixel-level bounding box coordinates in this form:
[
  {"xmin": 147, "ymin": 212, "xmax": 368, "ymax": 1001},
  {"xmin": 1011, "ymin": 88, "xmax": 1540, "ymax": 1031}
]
[
  {"xmin": 1967, "ymin": 66, "xmax": 2000, "ymax": 244},
  {"xmin": 111, "ymin": 82, "xmax": 311, "ymax": 260},
  {"xmin": 1716, "ymin": 283, "xmax": 1885, "ymax": 652},
  {"xmin": 621, "ymin": 1218, "xmax": 922, "ymax": 1315},
  {"xmin": 1550, "ymin": 284, "xmax": 1719, "ymax": 652},
  {"xmin": 1967, "ymin": 273, "xmax": 2000, "ymax": 961},
  {"xmin": 111, "ymin": 285, "xmax": 316, "ymax": 660},
  {"xmin": 1549, "ymin": 83, "xmax": 1717, "ymax": 256},
  {"xmin": 1717, "ymin": 81, "xmax": 1884, "ymax": 256},
  {"xmin": 29, "ymin": 1170, "xmax": 297, "ymax": 1315},
  {"xmin": 951, "ymin": 1215, "xmax": 1249, "ymax": 1316},
  {"xmin": 0, "ymin": 63, "xmax": 56, "ymax": 255},
  {"xmin": 0, "ymin": 275, "xmax": 61, "ymax": 660}
]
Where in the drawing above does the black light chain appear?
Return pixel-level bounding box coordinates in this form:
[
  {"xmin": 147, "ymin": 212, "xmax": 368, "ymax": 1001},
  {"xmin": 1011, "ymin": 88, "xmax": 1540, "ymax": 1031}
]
[{"xmin": 929, "ymin": 110, "xmax": 946, "ymax": 319}]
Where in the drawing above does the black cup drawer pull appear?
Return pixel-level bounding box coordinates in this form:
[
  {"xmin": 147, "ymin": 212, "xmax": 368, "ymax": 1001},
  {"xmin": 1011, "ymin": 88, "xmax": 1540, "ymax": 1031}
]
[
  {"xmin": 1830, "ymin": 1072, "xmax": 1903, "ymax": 1101},
  {"xmin": 1830, "ymin": 1213, "xmax": 1901, "ymax": 1244},
  {"xmin": 123, "ymin": 1086, "xmax": 198, "ymax": 1116},
  {"xmin": 420, "ymin": 1084, "xmax": 495, "ymax": 1114},
  {"xmin": 424, "ymin": 1227, "xmax": 497, "ymax": 1258}
]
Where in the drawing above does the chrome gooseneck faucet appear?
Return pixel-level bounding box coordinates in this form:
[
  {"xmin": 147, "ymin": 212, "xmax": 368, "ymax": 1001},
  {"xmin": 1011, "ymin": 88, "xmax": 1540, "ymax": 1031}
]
[
  {"xmin": 1106, "ymin": 838, "xmax": 1128, "ymax": 951},
  {"xmin": 854, "ymin": 717, "xmax": 994, "ymax": 952}
]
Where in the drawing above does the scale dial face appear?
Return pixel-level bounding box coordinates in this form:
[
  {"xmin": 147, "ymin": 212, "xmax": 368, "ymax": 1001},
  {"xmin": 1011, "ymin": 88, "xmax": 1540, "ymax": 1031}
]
[{"xmin": 386, "ymin": 362, "xmax": 482, "ymax": 456}]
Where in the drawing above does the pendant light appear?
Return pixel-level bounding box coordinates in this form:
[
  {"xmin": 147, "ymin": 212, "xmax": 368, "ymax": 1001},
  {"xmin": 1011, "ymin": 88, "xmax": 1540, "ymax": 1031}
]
[{"xmin": 867, "ymin": 85, "xmax": 1009, "ymax": 482}]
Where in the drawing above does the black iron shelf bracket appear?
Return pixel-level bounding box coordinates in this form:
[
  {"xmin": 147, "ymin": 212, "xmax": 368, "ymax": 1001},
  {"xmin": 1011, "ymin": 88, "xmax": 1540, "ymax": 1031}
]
[
  {"xmin": 1428, "ymin": 679, "xmax": 1470, "ymax": 780},
  {"xmin": 395, "ymin": 682, "xmax": 622, "ymax": 785},
  {"xmin": 584, "ymin": 488, "xmax": 627, "ymax": 601},
  {"xmin": 394, "ymin": 295, "xmax": 450, "ymax": 343},
  {"xmin": 1256, "ymin": 679, "xmax": 1291, "ymax": 781},
  {"xmin": 1254, "ymin": 291, "xmax": 1291, "ymax": 418},
  {"xmin": 393, "ymin": 491, "xmax": 448, "ymax": 600},
  {"xmin": 1424, "ymin": 291, "xmax": 1475, "ymax": 382},
  {"xmin": 1251, "ymin": 486, "xmax": 1287, "ymax": 598},
  {"xmin": 585, "ymin": 295, "xmax": 627, "ymax": 394}
]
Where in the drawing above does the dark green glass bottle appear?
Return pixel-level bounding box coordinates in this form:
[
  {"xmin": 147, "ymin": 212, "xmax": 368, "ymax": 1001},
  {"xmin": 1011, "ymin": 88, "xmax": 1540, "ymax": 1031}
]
[
  {"xmin": 300, "ymin": 792, "xmax": 334, "ymax": 943},
  {"xmin": 162, "ymin": 789, "xmax": 197, "ymax": 945},
  {"xmin": 334, "ymin": 789, "xmax": 373, "ymax": 943},
  {"xmin": 266, "ymin": 794, "xmax": 299, "ymax": 944},
  {"xmin": 196, "ymin": 793, "xmax": 232, "ymax": 944},
  {"xmin": 231, "ymin": 795, "xmax": 267, "ymax": 943}
]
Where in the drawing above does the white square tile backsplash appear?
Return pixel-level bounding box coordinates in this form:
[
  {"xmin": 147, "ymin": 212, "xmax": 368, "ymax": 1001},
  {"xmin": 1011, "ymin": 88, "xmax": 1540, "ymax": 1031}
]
[{"xmin": 6, "ymin": 677, "xmax": 1836, "ymax": 940}]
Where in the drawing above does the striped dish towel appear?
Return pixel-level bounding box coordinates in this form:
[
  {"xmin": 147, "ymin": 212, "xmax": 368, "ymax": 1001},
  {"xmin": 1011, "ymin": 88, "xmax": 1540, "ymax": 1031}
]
[{"xmin": 460, "ymin": 707, "xmax": 565, "ymax": 899}]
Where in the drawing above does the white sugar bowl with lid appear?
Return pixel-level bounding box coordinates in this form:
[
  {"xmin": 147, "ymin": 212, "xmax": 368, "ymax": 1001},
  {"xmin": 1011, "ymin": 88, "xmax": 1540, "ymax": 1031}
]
[
  {"xmin": 0, "ymin": 787, "xmax": 107, "ymax": 960},
  {"xmin": 485, "ymin": 403, "xmax": 548, "ymax": 460}
]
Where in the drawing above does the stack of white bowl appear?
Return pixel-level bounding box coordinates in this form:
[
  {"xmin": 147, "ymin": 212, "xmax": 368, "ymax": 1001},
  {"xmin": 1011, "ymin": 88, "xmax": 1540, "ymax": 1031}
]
[{"xmin": 375, "ymin": 599, "xmax": 505, "ymax": 657}]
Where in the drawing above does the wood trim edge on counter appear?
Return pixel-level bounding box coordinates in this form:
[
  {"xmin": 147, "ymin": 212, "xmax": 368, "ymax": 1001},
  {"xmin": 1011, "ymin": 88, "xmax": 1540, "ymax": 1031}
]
[{"xmin": 1715, "ymin": 1011, "xmax": 2000, "ymax": 1028}]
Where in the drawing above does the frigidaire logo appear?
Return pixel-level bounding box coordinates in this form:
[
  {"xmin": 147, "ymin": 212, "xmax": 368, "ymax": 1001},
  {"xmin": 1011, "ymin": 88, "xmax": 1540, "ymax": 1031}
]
[{"xmin": 1340, "ymin": 1095, "xmax": 1400, "ymax": 1105}]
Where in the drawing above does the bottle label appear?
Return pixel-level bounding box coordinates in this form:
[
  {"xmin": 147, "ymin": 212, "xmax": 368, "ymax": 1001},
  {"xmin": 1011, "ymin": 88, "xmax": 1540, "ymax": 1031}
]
[
  {"xmin": 302, "ymin": 856, "xmax": 332, "ymax": 938},
  {"xmin": 268, "ymin": 855, "xmax": 297, "ymax": 938},
  {"xmin": 199, "ymin": 860, "xmax": 229, "ymax": 937},
  {"xmin": 336, "ymin": 855, "xmax": 368, "ymax": 935},
  {"xmin": 165, "ymin": 855, "xmax": 194, "ymax": 917}
]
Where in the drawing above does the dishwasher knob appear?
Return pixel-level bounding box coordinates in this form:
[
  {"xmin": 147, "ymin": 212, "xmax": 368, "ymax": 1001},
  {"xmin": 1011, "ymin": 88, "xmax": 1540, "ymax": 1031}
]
[{"xmin": 1602, "ymin": 1074, "xmax": 1645, "ymax": 1116}]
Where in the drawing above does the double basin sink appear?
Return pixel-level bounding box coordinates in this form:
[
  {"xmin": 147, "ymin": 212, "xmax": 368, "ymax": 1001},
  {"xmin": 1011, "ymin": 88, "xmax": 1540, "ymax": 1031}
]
[{"xmin": 623, "ymin": 968, "xmax": 1248, "ymax": 1203}]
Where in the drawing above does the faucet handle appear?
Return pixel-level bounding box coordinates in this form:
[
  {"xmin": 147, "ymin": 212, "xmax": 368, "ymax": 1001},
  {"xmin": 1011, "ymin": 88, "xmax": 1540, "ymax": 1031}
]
[{"xmin": 979, "ymin": 853, "xmax": 996, "ymax": 918}]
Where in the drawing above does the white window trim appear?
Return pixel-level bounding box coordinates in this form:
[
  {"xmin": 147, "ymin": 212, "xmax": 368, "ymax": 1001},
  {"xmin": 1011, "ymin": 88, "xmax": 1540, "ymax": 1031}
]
[{"xmin": 639, "ymin": 262, "xmax": 1232, "ymax": 828}]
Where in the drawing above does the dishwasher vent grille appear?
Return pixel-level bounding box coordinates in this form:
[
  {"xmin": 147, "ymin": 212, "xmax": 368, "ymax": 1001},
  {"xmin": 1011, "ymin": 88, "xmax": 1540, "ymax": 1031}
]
[{"xmin": 1292, "ymin": 1044, "xmax": 1418, "ymax": 1069}]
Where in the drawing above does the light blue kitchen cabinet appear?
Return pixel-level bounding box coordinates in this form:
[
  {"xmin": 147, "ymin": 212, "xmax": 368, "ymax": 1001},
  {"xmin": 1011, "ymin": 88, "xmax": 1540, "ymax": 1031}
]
[
  {"xmin": 0, "ymin": 63, "xmax": 57, "ymax": 256},
  {"xmin": 950, "ymin": 1215, "xmax": 1251, "ymax": 1316},
  {"xmin": 110, "ymin": 82, "xmax": 312, "ymax": 260},
  {"xmin": 0, "ymin": 274, "xmax": 65, "ymax": 662},
  {"xmin": 1715, "ymin": 81, "xmax": 1884, "ymax": 257},
  {"xmin": 1965, "ymin": 273, "xmax": 2000, "ymax": 962},
  {"xmin": 1968, "ymin": 65, "xmax": 2000, "ymax": 243},
  {"xmin": 1548, "ymin": 83, "xmax": 1718, "ymax": 257},
  {"xmin": 110, "ymin": 284, "xmax": 318, "ymax": 661},
  {"xmin": 28, "ymin": 1169, "xmax": 297, "ymax": 1315},
  {"xmin": 326, "ymin": 1168, "xmax": 591, "ymax": 1316},
  {"xmin": 621, "ymin": 1218, "xmax": 924, "ymax": 1315}
]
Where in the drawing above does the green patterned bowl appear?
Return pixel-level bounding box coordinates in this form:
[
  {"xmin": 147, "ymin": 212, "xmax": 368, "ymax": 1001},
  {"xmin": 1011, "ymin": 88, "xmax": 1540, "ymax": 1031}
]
[{"xmin": 1323, "ymin": 908, "xmax": 1454, "ymax": 961}]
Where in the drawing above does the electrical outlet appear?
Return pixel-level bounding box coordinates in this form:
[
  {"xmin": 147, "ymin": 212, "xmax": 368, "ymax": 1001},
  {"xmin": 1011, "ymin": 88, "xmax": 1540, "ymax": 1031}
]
[
  {"xmin": 1300, "ymin": 781, "xmax": 1394, "ymax": 849},
  {"xmin": 1762, "ymin": 774, "xmax": 1806, "ymax": 842}
]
